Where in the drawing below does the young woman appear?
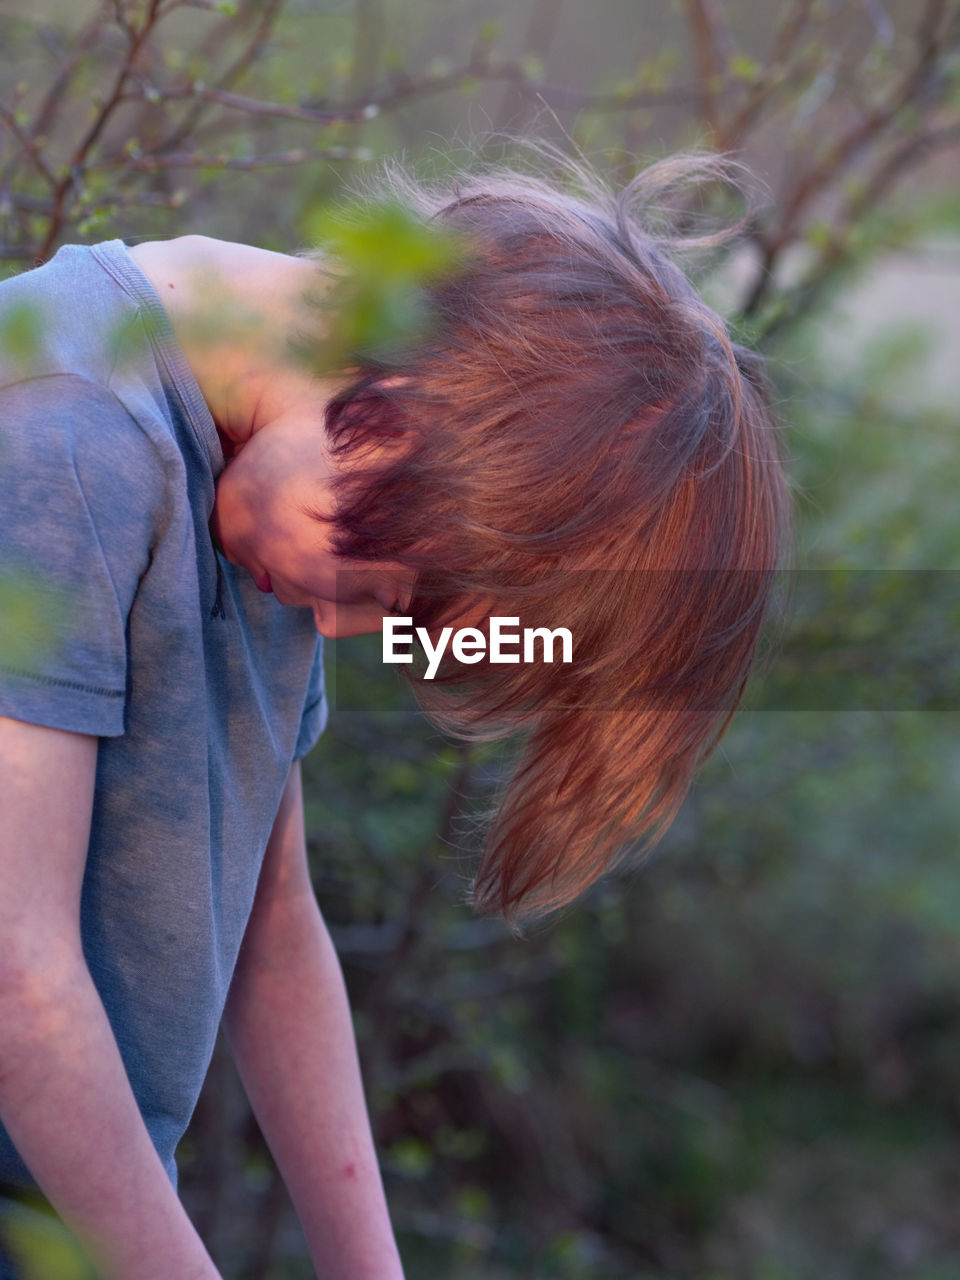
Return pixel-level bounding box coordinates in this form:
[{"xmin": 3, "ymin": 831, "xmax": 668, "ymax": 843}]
[{"xmin": 0, "ymin": 154, "xmax": 786, "ymax": 1278}]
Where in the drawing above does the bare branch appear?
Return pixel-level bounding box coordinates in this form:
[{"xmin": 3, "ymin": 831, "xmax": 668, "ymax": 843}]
[
  {"xmin": 495, "ymin": 0, "xmax": 565, "ymax": 132},
  {"xmin": 685, "ymin": 0, "xmax": 735, "ymax": 144},
  {"xmin": 35, "ymin": 0, "xmax": 168, "ymax": 258},
  {"xmin": 755, "ymin": 118, "xmax": 960, "ymax": 344},
  {"xmin": 347, "ymin": 0, "xmax": 385, "ymax": 102},
  {"xmin": 723, "ymin": 0, "xmax": 816, "ymax": 145},
  {"xmin": 522, "ymin": 77, "xmax": 708, "ymax": 114},
  {"xmin": 131, "ymin": 55, "xmax": 709, "ymax": 135},
  {"xmin": 3, "ymin": 0, "xmax": 956, "ymax": 335},
  {"xmin": 741, "ymin": 0, "xmax": 960, "ymax": 317},
  {"xmin": 132, "ymin": 82, "xmax": 383, "ymax": 125},
  {"xmin": 524, "ymin": 0, "xmax": 565, "ymax": 56},
  {"xmin": 29, "ymin": 7, "xmax": 112, "ymax": 143},
  {"xmin": 861, "ymin": 0, "xmax": 895, "ymax": 46},
  {"xmin": 112, "ymin": 0, "xmax": 137, "ymax": 41},
  {"xmin": 771, "ymin": 0, "xmax": 817, "ymax": 66},
  {"xmin": 156, "ymin": 0, "xmax": 216, "ymax": 15},
  {"xmin": 90, "ymin": 145, "xmax": 371, "ymax": 171},
  {"xmin": 151, "ymin": 0, "xmax": 287, "ymax": 155},
  {"xmin": 0, "ymin": 102, "xmax": 58, "ymax": 186}
]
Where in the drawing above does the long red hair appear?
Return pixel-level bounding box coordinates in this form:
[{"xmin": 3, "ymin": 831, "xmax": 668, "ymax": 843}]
[{"xmin": 320, "ymin": 154, "xmax": 789, "ymax": 922}]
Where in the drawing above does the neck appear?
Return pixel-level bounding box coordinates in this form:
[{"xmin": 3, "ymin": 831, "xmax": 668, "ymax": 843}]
[{"xmin": 129, "ymin": 235, "xmax": 331, "ymax": 452}]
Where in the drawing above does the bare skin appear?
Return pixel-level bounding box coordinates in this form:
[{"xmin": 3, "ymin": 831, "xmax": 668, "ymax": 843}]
[
  {"xmin": 0, "ymin": 237, "xmax": 408, "ymax": 1278},
  {"xmin": 0, "ymin": 721, "xmax": 223, "ymax": 1279},
  {"xmin": 130, "ymin": 235, "xmax": 412, "ymax": 638}
]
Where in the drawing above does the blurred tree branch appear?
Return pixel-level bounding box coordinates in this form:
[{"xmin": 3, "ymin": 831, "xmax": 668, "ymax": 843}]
[
  {"xmin": 1, "ymin": 0, "xmax": 955, "ymax": 324},
  {"xmin": 737, "ymin": 0, "xmax": 960, "ymax": 337},
  {"xmin": 686, "ymin": 0, "xmax": 736, "ymax": 141}
]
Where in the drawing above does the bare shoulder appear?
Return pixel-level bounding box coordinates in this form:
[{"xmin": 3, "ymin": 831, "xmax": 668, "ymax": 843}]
[
  {"xmin": 128, "ymin": 234, "xmax": 225, "ymax": 295},
  {"xmin": 129, "ymin": 235, "xmax": 299, "ymax": 286},
  {"xmin": 128, "ymin": 235, "xmax": 313, "ymax": 340}
]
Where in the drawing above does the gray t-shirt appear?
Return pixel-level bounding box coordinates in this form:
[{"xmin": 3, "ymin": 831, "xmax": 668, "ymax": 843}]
[{"xmin": 0, "ymin": 240, "xmax": 326, "ymax": 1188}]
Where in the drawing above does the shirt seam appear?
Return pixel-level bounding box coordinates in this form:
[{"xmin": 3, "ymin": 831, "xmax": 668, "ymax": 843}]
[
  {"xmin": 89, "ymin": 241, "xmax": 224, "ymax": 479},
  {"xmin": 0, "ymin": 665, "xmax": 124, "ymax": 697}
]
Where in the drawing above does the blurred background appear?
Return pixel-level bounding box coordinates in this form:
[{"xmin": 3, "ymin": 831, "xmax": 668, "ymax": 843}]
[{"xmin": 2, "ymin": 1, "xmax": 960, "ymax": 1276}]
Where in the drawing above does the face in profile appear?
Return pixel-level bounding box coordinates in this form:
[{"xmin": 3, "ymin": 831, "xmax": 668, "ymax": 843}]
[{"xmin": 209, "ymin": 407, "xmax": 412, "ymax": 638}]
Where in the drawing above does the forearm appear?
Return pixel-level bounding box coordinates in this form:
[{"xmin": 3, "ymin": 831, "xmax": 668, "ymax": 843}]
[
  {"xmin": 0, "ymin": 956, "xmax": 221, "ymax": 1280},
  {"xmin": 223, "ymin": 897, "xmax": 404, "ymax": 1280}
]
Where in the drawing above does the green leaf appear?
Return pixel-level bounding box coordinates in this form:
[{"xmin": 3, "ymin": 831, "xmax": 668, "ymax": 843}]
[
  {"xmin": 0, "ymin": 576, "xmax": 64, "ymax": 668},
  {"xmin": 728, "ymin": 52, "xmax": 760, "ymax": 81},
  {"xmin": 476, "ymin": 20, "xmax": 501, "ymax": 46},
  {"xmin": 455, "ymin": 1183, "xmax": 492, "ymax": 1219},
  {"xmin": 519, "ymin": 53, "xmax": 544, "ymax": 80},
  {"xmin": 804, "ymin": 218, "xmax": 833, "ymax": 250},
  {"xmin": 299, "ymin": 198, "xmax": 468, "ymax": 370},
  {"xmin": 0, "ymin": 1200, "xmax": 97, "ymax": 1280},
  {"xmin": 387, "ymin": 1136, "xmax": 434, "ymax": 1178},
  {"xmin": 0, "ymin": 300, "xmax": 44, "ymax": 367}
]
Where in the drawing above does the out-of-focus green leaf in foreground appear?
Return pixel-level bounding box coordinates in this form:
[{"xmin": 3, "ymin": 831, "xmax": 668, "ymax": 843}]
[
  {"xmin": 0, "ymin": 1198, "xmax": 96, "ymax": 1280},
  {"xmin": 299, "ymin": 198, "xmax": 468, "ymax": 373},
  {"xmin": 0, "ymin": 577, "xmax": 61, "ymax": 670},
  {"xmin": 0, "ymin": 301, "xmax": 46, "ymax": 380}
]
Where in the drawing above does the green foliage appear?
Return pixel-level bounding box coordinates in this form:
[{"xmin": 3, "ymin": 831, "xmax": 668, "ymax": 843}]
[
  {"xmin": 0, "ymin": 1200, "xmax": 96, "ymax": 1280},
  {"xmin": 0, "ymin": 303, "xmax": 69, "ymax": 668},
  {"xmin": 299, "ymin": 198, "xmax": 467, "ymax": 372},
  {"xmin": 0, "ymin": 575, "xmax": 61, "ymax": 668},
  {"xmin": 748, "ymin": 570, "xmax": 960, "ymax": 713},
  {"xmin": 0, "ymin": 301, "xmax": 44, "ymax": 372}
]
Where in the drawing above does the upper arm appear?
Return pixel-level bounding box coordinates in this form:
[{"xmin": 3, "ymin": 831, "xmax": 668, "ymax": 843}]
[
  {"xmin": 231, "ymin": 762, "xmax": 318, "ymax": 972},
  {"xmin": 0, "ymin": 715, "xmax": 97, "ymax": 972},
  {"xmin": 258, "ymin": 761, "xmax": 313, "ymax": 903}
]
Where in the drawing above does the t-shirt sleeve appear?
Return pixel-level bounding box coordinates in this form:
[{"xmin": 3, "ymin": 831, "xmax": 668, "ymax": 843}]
[
  {"xmin": 293, "ymin": 638, "xmax": 327, "ymax": 760},
  {"xmin": 0, "ymin": 375, "xmax": 164, "ymax": 737}
]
